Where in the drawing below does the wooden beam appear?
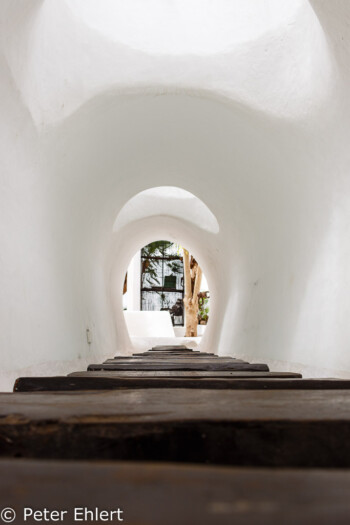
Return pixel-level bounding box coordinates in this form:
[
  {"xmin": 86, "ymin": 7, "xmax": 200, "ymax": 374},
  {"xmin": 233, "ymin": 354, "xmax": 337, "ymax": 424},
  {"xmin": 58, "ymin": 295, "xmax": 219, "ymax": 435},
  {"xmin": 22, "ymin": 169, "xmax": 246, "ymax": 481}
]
[
  {"xmin": 1, "ymin": 389, "xmax": 350, "ymax": 466},
  {"xmin": 24, "ymin": 376, "xmax": 350, "ymax": 394},
  {"xmin": 87, "ymin": 362, "xmax": 269, "ymax": 371},
  {"xmin": 1, "ymin": 459, "xmax": 350, "ymax": 524}
]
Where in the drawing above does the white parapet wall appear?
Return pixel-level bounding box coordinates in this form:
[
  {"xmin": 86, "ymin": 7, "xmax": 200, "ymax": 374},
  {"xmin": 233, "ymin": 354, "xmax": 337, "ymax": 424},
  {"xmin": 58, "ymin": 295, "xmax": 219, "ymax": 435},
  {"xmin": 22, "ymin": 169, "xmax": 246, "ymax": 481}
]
[{"xmin": 124, "ymin": 311, "xmax": 175, "ymax": 338}]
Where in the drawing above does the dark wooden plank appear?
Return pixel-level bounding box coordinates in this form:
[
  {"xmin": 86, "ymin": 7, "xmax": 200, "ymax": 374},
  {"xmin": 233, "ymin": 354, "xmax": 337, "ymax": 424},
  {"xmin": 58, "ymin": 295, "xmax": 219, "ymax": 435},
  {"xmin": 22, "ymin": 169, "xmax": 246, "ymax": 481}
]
[
  {"xmin": 142, "ymin": 349, "xmax": 198, "ymax": 354},
  {"xmin": 131, "ymin": 352, "xmax": 218, "ymax": 357},
  {"xmin": 0, "ymin": 460, "xmax": 350, "ymax": 525},
  {"xmin": 88, "ymin": 362, "xmax": 269, "ymax": 371},
  {"xmin": 2, "ymin": 389, "xmax": 350, "ymax": 466},
  {"xmin": 69, "ymin": 370, "xmax": 299, "ymax": 378},
  {"xmin": 134, "ymin": 349, "xmax": 219, "ymax": 356},
  {"xmin": 108, "ymin": 356, "xmax": 237, "ymax": 361},
  {"xmin": 110, "ymin": 354, "xmax": 236, "ymax": 360},
  {"xmin": 151, "ymin": 347, "xmax": 194, "ymax": 352},
  {"xmin": 133, "ymin": 350, "xmax": 197, "ymax": 354},
  {"xmin": 26, "ymin": 377, "xmax": 350, "ymax": 394},
  {"xmin": 1, "ymin": 459, "xmax": 350, "ymax": 525}
]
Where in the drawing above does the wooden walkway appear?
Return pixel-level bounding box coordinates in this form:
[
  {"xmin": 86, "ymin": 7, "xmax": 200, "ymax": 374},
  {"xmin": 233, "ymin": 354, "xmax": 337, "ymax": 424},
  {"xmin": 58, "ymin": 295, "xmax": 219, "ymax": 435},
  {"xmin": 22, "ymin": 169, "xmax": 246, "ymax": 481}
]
[
  {"xmin": 2, "ymin": 459, "xmax": 350, "ymax": 525},
  {"xmin": 3, "ymin": 344, "xmax": 350, "ymax": 523}
]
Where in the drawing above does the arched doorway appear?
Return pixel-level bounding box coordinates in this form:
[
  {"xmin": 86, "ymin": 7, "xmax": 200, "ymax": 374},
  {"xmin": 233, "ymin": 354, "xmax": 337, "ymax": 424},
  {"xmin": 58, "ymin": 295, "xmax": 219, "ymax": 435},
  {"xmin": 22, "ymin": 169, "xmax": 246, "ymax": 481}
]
[{"xmin": 109, "ymin": 186, "xmax": 219, "ymax": 354}]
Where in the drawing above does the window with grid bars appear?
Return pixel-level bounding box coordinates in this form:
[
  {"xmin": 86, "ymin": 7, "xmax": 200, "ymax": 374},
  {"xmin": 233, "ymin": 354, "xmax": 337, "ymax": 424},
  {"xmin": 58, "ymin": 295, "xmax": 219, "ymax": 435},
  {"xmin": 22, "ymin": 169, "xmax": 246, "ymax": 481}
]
[{"xmin": 140, "ymin": 241, "xmax": 184, "ymax": 326}]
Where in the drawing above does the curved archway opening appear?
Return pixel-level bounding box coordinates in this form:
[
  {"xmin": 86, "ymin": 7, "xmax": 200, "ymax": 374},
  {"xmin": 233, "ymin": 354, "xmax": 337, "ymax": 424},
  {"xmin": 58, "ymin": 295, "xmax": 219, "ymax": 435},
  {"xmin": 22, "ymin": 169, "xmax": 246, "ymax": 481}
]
[
  {"xmin": 113, "ymin": 186, "xmax": 219, "ymax": 235},
  {"xmin": 108, "ymin": 186, "xmax": 220, "ymax": 355}
]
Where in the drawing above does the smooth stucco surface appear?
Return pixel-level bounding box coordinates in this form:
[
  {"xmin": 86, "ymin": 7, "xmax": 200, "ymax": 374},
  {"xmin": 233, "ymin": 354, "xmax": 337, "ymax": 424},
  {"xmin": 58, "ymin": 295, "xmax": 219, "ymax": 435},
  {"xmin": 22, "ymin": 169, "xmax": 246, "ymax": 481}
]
[{"xmin": 1, "ymin": 0, "xmax": 350, "ymax": 389}]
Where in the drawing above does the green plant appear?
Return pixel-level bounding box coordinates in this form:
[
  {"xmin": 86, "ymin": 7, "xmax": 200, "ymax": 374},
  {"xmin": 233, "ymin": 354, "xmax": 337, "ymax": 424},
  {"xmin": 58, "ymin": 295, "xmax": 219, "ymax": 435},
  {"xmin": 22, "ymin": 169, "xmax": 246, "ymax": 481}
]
[
  {"xmin": 141, "ymin": 240, "xmax": 173, "ymax": 287},
  {"xmin": 198, "ymin": 294, "xmax": 210, "ymax": 324},
  {"xmin": 141, "ymin": 241, "xmax": 183, "ymax": 288}
]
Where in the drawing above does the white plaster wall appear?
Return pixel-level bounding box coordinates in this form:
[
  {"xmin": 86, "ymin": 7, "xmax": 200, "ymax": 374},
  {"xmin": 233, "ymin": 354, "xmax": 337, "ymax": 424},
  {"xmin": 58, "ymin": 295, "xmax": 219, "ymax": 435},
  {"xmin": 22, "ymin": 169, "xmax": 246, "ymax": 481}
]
[
  {"xmin": 1, "ymin": 0, "xmax": 350, "ymax": 390},
  {"xmin": 125, "ymin": 251, "xmax": 141, "ymax": 311}
]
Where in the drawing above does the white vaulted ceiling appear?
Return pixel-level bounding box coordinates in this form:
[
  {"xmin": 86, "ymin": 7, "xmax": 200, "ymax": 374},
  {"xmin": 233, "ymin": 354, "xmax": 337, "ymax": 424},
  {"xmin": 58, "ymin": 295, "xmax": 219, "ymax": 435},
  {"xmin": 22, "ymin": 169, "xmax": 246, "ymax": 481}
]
[{"xmin": 0, "ymin": 0, "xmax": 336, "ymax": 125}]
